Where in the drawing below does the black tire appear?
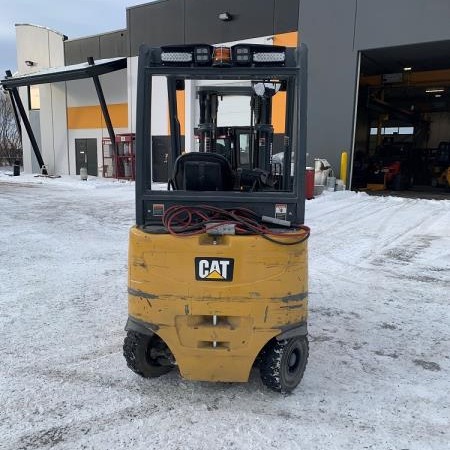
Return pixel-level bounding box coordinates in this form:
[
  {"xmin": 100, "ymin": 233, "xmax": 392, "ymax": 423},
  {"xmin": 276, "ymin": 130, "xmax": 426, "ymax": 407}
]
[
  {"xmin": 259, "ymin": 336, "xmax": 309, "ymax": 393},
  {"xmin": 123, "ymin": 330, "xmax": 174, "ymax": 378}
]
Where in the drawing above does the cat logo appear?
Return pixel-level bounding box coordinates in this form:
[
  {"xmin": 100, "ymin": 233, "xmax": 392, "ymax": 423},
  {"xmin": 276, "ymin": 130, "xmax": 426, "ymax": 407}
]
[{"xmin": 195, "ymin": 257, "xmax": 234, "ymax": 282}]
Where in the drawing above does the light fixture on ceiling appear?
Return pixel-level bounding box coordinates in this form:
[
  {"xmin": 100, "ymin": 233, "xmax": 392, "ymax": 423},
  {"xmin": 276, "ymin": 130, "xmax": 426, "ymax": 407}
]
[
  {"xmin": 218, "ymin": 12, "xmax": 232, "ymax": 21},
  {"xmin": 24, "ymin": 60, "xmax": 35, "ymax": 67},
  {"xmin": 435, "ymin": 94, "xmax": 442, "ymax": 98},
  {"xmin": 403, "ymin": 66, "xmax": 412, "ymax": 71},
  {"xmin": 426, "ymin": 88, "xmax": 445, "ymax": 93}
]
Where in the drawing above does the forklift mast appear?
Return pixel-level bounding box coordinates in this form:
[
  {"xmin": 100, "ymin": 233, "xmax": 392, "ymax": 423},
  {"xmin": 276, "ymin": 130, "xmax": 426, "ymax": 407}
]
[
  {"xmin": 134, "ymin": 43, "xmax": 308, "ymax": 226},
  {"xmin": 196, "ymin": 86, "xmax": 274, "ymax": 172}
]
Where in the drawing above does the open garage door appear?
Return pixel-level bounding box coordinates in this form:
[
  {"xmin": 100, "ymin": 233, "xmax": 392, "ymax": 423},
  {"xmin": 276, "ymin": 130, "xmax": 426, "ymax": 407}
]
[{"xmin": 352, "ymin": 40, "xmax": 450, "ymax": 198}]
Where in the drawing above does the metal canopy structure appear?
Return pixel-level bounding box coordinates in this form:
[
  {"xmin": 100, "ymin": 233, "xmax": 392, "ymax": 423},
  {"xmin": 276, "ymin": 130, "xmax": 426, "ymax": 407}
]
[
  {"xmin": 0, "ymin": 57, "xmax": 127, "ymax": 174},
  {"xmin": 0, "ymin": 57, "xmax": 127, "ymax": 89}
]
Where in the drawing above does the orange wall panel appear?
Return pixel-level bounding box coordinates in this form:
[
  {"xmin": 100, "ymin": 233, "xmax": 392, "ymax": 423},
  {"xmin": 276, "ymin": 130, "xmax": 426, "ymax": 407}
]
[
  {"xmin": 168, "ymin": 91, "xmax": 186, "ymax": 136},
  {"xmin": 272, "ymin": 91, "xmax": 287, "ymax": 134},
  {"xmin": 67, "ymin": 103, "xmax": 128, "ymax": 129},
  {"xmin": 273, "ymin": 31, "xmax": 298, "ymax": 47},
  {"xmin": 176, "ymin": 90, "xmax": 185, "ymax": 136},
  {"xmin": 271, "ymin": 33, "xmax": 298, "ymax": 133}
]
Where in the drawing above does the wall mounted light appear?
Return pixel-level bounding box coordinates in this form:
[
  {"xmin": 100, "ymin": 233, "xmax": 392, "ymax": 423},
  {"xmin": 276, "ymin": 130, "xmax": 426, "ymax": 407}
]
[
  {"xmin": 218, "ymin": 12, "xmax": 232, "ymax": 21},
  {"xmin": 25, "ymin": 60, "xmax": 35, "ymax": 67}
]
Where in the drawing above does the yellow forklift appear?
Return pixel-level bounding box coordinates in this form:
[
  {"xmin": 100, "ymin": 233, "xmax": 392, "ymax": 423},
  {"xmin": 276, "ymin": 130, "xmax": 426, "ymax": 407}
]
[{"xmin": 124, "ymin": 43, "xmax": 310, "ymax": 393}]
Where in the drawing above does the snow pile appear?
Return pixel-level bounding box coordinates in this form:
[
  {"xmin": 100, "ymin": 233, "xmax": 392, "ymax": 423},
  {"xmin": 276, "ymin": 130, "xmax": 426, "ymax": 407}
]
[
  {"xmin": 0, "ymin": 178, "xmax": 449, "ymax": 450},
  {"xmin": 0, "ymin": 169, "xmax": 134, "ymax": 188}
]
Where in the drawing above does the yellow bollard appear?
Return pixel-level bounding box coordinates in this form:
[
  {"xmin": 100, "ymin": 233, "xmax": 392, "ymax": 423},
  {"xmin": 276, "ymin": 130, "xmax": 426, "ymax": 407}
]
[{"xmin": 340, "ymin": 151, "xmax": 348, "ymax": 186}]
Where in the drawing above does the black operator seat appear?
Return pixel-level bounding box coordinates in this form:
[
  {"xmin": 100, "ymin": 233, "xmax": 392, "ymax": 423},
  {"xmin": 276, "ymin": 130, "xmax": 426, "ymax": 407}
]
[
  {"xmin": 171, "ymin": 152, "xmax": 234, "ymax": 191},
  {"xmin": 215, "ymin": 142, "xmax": 232, "ymax": 166}
]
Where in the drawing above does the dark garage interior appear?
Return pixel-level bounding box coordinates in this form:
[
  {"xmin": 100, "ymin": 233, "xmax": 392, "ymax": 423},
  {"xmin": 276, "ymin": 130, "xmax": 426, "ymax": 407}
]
[{"xmin": 352, "ymin": 40, "xmax": 450, "ymax": 197}]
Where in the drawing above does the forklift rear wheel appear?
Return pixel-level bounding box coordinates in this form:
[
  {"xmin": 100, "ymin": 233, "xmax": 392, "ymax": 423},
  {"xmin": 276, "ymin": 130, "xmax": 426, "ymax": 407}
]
[
  {"xmin": 123, "ymin": 330, "xmax": 174, "ymax": 378},
  {"xmin": 259, "ymin": 336, "xmax": 309, "ymax": 393}
]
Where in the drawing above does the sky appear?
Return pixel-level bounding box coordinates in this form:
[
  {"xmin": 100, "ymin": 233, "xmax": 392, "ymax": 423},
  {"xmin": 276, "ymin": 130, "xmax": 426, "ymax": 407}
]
[{"xmin": 0, "ymin": 0, "xmax": 149, "ymax": 77}]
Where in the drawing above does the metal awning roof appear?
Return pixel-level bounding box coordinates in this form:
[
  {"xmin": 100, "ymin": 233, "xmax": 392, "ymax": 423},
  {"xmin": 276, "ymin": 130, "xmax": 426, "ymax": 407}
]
[{"xmin": 0, "ymin": 57, "xmax": 127, "ymax": 89}]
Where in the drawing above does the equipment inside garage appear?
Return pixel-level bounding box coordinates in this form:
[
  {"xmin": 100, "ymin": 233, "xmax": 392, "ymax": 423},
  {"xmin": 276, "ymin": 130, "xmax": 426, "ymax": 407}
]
[{"xmin": 352, "ymin": 41, "xmax": 450, "ymax": 195}]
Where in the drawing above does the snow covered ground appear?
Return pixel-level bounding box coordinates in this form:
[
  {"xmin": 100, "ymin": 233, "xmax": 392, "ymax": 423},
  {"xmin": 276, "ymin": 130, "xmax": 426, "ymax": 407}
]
[{"xmin": 1, "ymin": 172, "xmax": 449, "ymax": 450}]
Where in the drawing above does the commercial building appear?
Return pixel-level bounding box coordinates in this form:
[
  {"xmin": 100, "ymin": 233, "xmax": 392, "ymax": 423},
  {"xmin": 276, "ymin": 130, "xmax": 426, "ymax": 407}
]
[{"xmin": 2, "ymin": 0, "xmax": 450, "ymax": 191}]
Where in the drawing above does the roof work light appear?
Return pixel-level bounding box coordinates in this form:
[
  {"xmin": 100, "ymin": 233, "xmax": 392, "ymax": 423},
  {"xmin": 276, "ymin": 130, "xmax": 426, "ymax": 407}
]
[
  {"xmin": 250, "ymin": 45, "xmax": 286, "ymax": 65},
  {"xmin": 232, "ymin": 45, "xmax": 251, "ymax": 65},
  {"xmin": 231, "ymin": 44, "xmax": 286, "ymax": 66},
  {"xmin": 160, "ymin": 44, "xmax": 286, "ymax": 67},
  {"xmin": 212, "ymin": 47, "xmax": 232, "ymax": 66},
  {"xmin": 194, "ymin": 46, "xmax": 213, "ymax": 65},
  {"xmin": 161, "ymin": 48, "xmax": 193, "ymax": 64}
]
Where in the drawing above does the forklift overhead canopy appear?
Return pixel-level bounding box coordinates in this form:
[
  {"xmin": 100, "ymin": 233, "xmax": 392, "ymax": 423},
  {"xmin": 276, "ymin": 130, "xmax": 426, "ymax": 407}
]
[{"xmin": 0, "ymin": 57, "xmax": 127, "ymax": 89}]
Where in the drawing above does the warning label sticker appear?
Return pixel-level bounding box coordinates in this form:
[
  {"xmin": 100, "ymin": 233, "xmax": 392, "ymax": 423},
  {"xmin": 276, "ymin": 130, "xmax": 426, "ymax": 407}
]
[
  {"xmin": 275, "ymin": 203, "xmax": 287, "ymax": 220},
  {"xmin": 153, "ymin": 204, "xmax": 165, "ymax": 216}
]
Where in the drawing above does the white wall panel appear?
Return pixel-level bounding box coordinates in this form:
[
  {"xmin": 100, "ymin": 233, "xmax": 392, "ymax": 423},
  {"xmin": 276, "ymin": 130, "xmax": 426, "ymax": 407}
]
[
  {"xmin": 34, "ymin": 82, "xmax": 69, "ymax": 175},
  {"xmin": 15, "ymin": 25, "xmax": 66, "ymax": 174},
  {"xmin": 16, "ymin": 25, "xmax": 65, "ymax": 73},
  {"xmin": 128, "ymin": 55, "xmax": 169, "ymax": 136},
  {"xmin": 52, "ymin": 83, "xmax": 69, "ymax": 174},
  {"xmin": 151, "ymin": 76, "xmax": 169, "ymax": 136},
  {"xmin": 128, "ymin": 57, "xmax": 169, "ymax": 136},
  {"xmin": 39, "ymin": 85, "xmax": 54, "ymax": 172},
  {"xmin": 66, "ymin": 69, "xmax": 127, "ymax": 107},
  {"xmin": 128, "ymin": 57, "xmax": 138, "ymax": 133},
  {"xmin": 49, "ymin": 32, "xmax": 65, "ymax": 67}
]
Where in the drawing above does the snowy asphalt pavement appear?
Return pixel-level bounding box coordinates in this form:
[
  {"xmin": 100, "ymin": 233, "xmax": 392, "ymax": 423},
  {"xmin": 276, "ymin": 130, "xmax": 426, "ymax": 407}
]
[{"xmin": 1, "ymin": 175, "xmax": 449, "ymax": 450}]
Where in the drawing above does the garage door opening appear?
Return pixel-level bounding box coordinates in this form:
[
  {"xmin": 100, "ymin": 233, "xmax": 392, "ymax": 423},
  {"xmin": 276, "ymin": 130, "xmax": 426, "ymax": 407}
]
[{"xmin": 352, "ymin": 40, "xmax": 450, "ymax": 198}]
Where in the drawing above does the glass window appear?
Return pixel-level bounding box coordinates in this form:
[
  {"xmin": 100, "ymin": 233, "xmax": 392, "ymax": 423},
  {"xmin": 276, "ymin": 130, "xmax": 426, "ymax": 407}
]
[
  {"xmin": 28, "ymin": 85, "xmax": 40, "ymax": 110},
  {"xmin": 239, "ymin": 133, "xmax": 251, "ymax": 165},
  {"xmin": 370, "ymin": 127, "xmax": 414, "ymax": 135}
]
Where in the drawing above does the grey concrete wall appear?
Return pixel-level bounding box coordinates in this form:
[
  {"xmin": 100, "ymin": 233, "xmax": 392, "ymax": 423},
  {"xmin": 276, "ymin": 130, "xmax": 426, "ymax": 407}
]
[
  {"xmin": 65, "ymin": 36, "xmax": 101, "ymax": 65},
  {"xmin": 299, "ymin": 0, "xmax": 358, "ymax": 177},
  {"xmin": 355, "ymin": 0, "xmax": 450, "ymax": 50},
  {"xmin": 128, "ymin": 0, "xmax": 185, "ymax": 53},
  {"xmin": 65, "ymin": 30, "xmax": 128, "ymax": 65},
  {"xmin": 184, "ymin": 0, "xmax": 275, "ymax": 45},
  {"xmin": 66, "ymin": 0, "xmax": 300, "ymax": 64}
]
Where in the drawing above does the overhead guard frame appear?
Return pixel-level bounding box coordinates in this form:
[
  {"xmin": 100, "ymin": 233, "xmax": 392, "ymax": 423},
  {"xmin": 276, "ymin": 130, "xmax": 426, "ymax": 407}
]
[{"xmin": 134, "ymin": 44, "xmax": 308, "ymax": 226}]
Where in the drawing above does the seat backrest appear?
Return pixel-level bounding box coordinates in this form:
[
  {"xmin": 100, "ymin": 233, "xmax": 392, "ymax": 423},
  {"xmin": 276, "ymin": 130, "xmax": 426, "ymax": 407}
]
[{"xmin": 171, "ymin": 152, "xmax": 234, "ymax": 191}]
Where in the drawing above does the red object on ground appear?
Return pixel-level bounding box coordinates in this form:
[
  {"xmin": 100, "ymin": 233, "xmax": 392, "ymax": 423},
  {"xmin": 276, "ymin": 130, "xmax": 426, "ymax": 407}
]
[
  {"xmin": 305, "ymin": 167, "xmax": 315, "ymax": 200},
  {"xmin": 385, "ymin": 161, "xmax": 401, "ymax": 184}
]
